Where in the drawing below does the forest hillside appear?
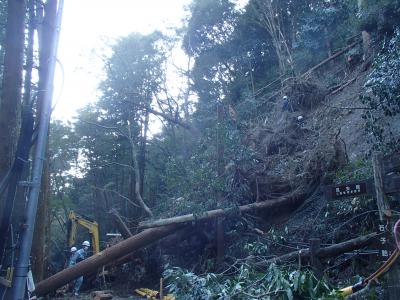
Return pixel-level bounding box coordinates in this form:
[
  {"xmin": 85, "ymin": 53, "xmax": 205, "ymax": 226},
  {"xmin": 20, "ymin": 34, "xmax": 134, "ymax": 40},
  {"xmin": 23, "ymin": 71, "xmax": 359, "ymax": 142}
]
[{"xmin": 1, "ymin": 0, "xmax": 400, "ymax": 299}]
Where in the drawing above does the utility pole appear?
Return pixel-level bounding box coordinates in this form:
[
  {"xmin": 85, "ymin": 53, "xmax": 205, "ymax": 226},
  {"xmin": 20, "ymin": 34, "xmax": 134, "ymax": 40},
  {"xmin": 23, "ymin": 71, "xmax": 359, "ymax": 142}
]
[{"xmin": 10, "ymin": 0, "xmax": 64, "ymax": 299}]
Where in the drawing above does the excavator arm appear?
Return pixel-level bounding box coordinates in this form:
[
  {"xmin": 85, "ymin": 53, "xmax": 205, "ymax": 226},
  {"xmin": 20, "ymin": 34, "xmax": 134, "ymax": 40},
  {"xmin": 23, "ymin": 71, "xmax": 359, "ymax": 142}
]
[{"xmin": 67, "ymin": 211, "xmax": 100, "ymax": 254}]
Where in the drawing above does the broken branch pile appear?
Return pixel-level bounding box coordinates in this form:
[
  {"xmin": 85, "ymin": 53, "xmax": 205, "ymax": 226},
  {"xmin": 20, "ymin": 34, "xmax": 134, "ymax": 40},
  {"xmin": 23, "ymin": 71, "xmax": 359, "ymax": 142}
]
[{"xmin": 284, "ymin": 78, "xmax": 327, "ymax": 111}]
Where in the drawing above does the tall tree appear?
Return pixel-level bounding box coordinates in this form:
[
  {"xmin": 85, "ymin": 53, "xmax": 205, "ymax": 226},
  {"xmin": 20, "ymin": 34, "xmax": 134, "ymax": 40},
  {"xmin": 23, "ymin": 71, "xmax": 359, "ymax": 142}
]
[
  {"xmin": 74, "ymin": 32, "xmax": 167, "ymax": 220},
  {"xmin": 250, "ymin": 0, "xmax": 294, "ymax": 75},
  {"xmin": 0, "ymin": 0, "xmax": 26, "ymax": 229}
]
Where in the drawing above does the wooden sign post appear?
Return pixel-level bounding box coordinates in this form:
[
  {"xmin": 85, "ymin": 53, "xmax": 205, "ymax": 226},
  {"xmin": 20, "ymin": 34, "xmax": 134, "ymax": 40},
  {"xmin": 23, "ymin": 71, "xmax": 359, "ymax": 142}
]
[
  {"xmin": 309, "ymin": 238, "xmax": 323, "ymax": 279},
  {"xmin": 372, "ymin": 153, "xmax": 392, "ymax": 221},
  {"xmin": 372, "ymin": 153, "xmax": 399, "ymax": 300}
]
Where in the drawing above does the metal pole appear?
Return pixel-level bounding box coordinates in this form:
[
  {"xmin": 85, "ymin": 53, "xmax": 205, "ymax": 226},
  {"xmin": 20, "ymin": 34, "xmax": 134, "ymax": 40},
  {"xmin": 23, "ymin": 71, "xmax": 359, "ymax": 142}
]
[{"xmin": 10, "ymin": 0, "xmax": 64, "ymax": 298}]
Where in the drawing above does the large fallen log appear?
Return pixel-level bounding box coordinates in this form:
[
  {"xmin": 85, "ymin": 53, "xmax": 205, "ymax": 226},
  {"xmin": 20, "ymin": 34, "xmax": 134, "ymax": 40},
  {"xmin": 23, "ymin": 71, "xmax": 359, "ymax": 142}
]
[
  {"xmin": 138, "ymin": 193, "xmax": 305, "ymax": 229},
  {"xmin": 34, "ymin": 224, "xmax": 181, "ymax": 296},
  {"xmin": 256, "ymin": 232, "xmax": 378, "ymax": 266},
  {"xmin": 330, "ymin": 77, "xmax": 356, "ymax": 95},
  {"xmin": 301, "ymin": 40, "xmax": 362, "ymax": 79}
]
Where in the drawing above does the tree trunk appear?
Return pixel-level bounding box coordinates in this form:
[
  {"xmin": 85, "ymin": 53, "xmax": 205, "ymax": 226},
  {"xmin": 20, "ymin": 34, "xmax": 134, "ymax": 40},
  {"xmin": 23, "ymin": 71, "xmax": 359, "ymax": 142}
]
[
  {"xmin": 324, "ymin": 27, "xmax": 332, "ymax": 57},
  {"xmin": 257, "ymin": 232, "xmax": 377, "ymax": 265},
  {"xmin": 139, "ymin": 110, "xmax": 149, "ymax": 197},
  {"xmin": 138, "ymin": 192, "xmax": 306, "ymax": 229},
  {"xmin": 12, "ymin": 0, "xmax": 36, "ymax": 245},
  {"xmin": 0, "ymin": 0, "xmax": 26, "ymax": 230},
  {"xmin": 358, "ymin": 0, "xmax": 371, "ymax": 58},
  {"xmin": 301, "ymin": 40, "xmax": 362, "ymax": 79},
  {"xmin": 110, "ymin": 208, "xmax": 132, "ymax": 238},
  {"xmin": 252, "ymin": 0, "xmax": 293, "ymax": 75},
  {"xmin": 216, "ymin": 102, "xmax": 225, "ymax": 264},
  {"xmin": 127, "ymin": 122, "xmax": 153, "ymax": 218},
  {"xmin": 128, "ymin": 156, "xmax": 136, "ymax": 219},
  {"xmin": 32, "ymin": 154, "xmax": 49, "ymax": 281}
]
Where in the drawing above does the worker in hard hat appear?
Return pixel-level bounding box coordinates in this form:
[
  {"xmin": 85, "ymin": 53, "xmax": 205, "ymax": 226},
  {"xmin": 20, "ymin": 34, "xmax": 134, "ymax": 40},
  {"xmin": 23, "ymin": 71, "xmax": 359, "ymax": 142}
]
[
  {"xmin": 67, "ymin": 246, "xmax": 77, "ymax": 267},
  {"xmin": 296, "ymin": 115, "xmax": 305, "ymax": 128},
  {"xmin": 69, "ymin": 241, "xmax": 90, "ymax": 296},
  {"xmin": 281, "ymin": 95, "xmax": 294, "ymax": 112}
]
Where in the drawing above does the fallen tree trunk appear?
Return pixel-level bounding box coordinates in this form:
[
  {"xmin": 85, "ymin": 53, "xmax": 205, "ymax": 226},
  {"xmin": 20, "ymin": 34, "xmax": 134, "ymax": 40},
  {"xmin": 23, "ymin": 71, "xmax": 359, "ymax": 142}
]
[
  {"xmin": 257, "ymin": 232, "xmax": 378, "ymax": 266},
  {"xmin": 139, "ymin": 193, "xmax": 306, "ymax": 229},
  {"xmin": 34, "ymin": 224, "xmax": 181, "ymax": 296},
  {"xmin": 330, "ymin": 78, "xmax": 356, "ymax": 95},
  {"xmin": 301, "ymin": 40, "xmax": 362, "ymax": 79}
]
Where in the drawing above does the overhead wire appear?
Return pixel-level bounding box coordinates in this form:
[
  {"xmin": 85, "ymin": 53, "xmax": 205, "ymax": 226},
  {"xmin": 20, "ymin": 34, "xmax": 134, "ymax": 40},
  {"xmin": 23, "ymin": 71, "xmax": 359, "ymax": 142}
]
[{"xmin": 50, "ymin": 58, "xmax": 65, "ymax": 112}]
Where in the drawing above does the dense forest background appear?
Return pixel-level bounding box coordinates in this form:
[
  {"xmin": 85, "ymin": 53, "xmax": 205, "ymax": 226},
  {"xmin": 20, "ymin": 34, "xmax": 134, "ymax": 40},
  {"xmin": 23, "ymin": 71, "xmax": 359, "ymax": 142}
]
[{"xmin": 1, "ymin": 0, "xmax": 400, "ymax": 298}]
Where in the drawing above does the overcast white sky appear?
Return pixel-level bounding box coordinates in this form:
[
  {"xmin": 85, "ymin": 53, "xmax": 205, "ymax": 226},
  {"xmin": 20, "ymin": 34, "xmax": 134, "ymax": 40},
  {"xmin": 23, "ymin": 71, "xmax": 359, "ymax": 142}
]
[
  {"xmin": 53, "ymin": 0, "xmax": 192, "ymax": 121},
  {"xmin": 53, "ymin": 0, "xmax": 248, "ymax": 122}
]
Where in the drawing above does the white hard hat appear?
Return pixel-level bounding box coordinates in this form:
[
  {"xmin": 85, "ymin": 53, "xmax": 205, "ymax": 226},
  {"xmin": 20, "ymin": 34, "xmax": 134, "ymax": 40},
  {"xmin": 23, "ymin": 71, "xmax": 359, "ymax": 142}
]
[
  {"xmin": 283, "ymin": 95, "xmax": 288, "ymax": 99},
  {"xmin": 82, "ymin": 241, "xmax": 90, "ymax": 247},
  {"xmin": 70, "ymin": 246, "xmax": 77, "ymax": 252}
]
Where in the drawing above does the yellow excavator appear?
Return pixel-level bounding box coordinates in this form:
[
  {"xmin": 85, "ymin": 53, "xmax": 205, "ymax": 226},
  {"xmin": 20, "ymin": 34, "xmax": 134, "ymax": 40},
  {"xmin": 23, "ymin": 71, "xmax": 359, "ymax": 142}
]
[
  {"xmin": 67, "ymin": 211, "xmax": 100, "ymax": 254},
  {"xmin": 66, "ymin": 212, "xmax": 176, "ymax": 298}
]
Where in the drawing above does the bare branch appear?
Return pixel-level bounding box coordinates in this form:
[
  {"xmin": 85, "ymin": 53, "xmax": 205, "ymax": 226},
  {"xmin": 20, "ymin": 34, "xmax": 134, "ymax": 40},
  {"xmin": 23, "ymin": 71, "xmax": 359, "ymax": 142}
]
[
  {"xmin": 146, "ymin": 107, "xmax": 195, "ymax": 132},
  {"xmin": 127, "ymin": 122, "xmax": 154, "ymax": 218},
  {"xmin": 90, "ymin": 185, "xmax": 140, "ymax": 208},
  {"xmin": 78, "ymin": 119, "xmax": 128, "ymax": 138},
  {"xmin": 92, "ymin": 162, "xmax": 135, "ymax": 172}
]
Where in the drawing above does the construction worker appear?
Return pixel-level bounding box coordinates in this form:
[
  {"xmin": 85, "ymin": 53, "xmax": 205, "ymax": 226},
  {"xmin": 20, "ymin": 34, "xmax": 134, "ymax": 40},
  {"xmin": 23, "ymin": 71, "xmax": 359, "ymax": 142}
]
[
  {"xmin": 296, "ymin": 115, "xmax": 305, "ymax": 128},
  {"xmin": 70, "ymin": 246, "xmax": 77, "ymax": 260},
  {"xmin": 69, "ymin": 241, "xmax": 90, "ymax": 296},
  {"xmin": 65, "ymin": 246, "xmax": 77, "ymax": 268},
  {"xmin": 281, "ymin": 95, "xmax": 293, "ymax": 112}
]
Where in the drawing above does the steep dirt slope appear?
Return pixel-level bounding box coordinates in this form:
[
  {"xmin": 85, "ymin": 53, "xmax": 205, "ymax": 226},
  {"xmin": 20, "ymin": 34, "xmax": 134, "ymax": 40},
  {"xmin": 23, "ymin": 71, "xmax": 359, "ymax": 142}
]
[
  {"xmin": 314, "ymin": 69, "xmax": 370, "ymax": 160},
  {"xmin": 246, "ymin": 54, "xmax": 373, "ymax": 200}
]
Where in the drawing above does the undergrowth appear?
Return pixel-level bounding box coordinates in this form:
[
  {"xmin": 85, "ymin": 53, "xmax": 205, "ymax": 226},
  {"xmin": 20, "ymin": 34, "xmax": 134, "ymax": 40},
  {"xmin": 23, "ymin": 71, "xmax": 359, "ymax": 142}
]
[
  {"xmin": 334, "ymin": 158, "xmax": 373, "ymax": 183},
  {"xmin": 164, "ymin": 264, "xmax": 343, "ymax": 300}
]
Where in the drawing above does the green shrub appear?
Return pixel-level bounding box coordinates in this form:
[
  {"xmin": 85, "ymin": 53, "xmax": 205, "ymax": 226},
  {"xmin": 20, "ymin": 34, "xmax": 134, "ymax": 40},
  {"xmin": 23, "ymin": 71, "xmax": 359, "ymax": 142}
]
[
  {"xmin": 164, "ymin": 264, "xmax": 342, "ymax": 300},
  {"xmin": 361, "ymin": 28, "xmax": 400, "ymax": 152}
]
